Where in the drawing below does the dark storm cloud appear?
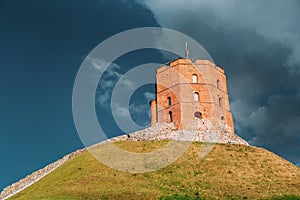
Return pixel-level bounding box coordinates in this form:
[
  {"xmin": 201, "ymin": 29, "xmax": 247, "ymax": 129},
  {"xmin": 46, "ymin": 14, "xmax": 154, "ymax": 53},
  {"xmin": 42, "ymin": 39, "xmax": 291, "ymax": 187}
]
[{"xmin": 138, "ymin": 0, "xmax": 300, "ymax": 165}]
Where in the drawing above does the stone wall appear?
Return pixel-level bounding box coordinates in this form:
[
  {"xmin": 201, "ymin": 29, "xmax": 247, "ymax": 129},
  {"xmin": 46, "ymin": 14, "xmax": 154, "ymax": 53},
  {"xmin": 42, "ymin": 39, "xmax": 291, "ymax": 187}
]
[
  {"xmin": 111, "ymin": 122, "xmax": 248, "ymax": 145},
  {"xmin": 0, "ymin": 149, "xmax": 85, "ymax": 200},
  {"xmin": 0, "ymin": 123, "xmax": 248, "ymax": 199}
]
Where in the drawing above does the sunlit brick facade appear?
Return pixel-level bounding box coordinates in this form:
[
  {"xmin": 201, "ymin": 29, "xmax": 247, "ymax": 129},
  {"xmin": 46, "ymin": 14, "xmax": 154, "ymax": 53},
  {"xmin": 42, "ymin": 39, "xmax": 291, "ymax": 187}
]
[{"xmin": 150, "ymin": 58, "xmax": 235, "ymax": 132}]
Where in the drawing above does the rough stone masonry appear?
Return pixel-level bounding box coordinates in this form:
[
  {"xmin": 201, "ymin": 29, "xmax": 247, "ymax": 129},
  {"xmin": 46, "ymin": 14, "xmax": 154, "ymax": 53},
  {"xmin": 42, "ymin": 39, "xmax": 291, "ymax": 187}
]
[{"xmin": 0, "ymin": 122, "xmax": 248, "ymax": 200}]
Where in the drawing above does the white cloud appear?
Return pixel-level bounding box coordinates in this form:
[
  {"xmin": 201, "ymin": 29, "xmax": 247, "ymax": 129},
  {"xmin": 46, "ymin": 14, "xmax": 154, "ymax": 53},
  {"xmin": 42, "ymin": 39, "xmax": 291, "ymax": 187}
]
[
  {"xmin": 88, "ymin": 57, "xmax": 121, "ymax": 73},
  {"xmin": 87, "ymin": 58, "xmax": 151, "ymax": 129},
  {"xmin": 97, "ymin": 90, "xmax": 111, "ymax": 105},
  {"xmin": 112, "ymin": 102, "xmax": 130, "ymax": 118},
  {"xmin": 120, "ymin": 78, "xmax": 136, "ymax": 90},
  {"xmin": 144, "ymin": 91, "xmax": 155, "ymax": 102},
  {"xmin": 130, "ymin": 103, "xmax": 149, "ymax": 116},
  {"xmin": 85, "ymin": 57, "xmax": 131, "ymax": 107},
  {"xmin": 111, "ymin": 102, "xmax": 150, "ymax": 132},
  {"xmin": 93, "ymin": 61, "xmax": 140, "ymax": 107}
]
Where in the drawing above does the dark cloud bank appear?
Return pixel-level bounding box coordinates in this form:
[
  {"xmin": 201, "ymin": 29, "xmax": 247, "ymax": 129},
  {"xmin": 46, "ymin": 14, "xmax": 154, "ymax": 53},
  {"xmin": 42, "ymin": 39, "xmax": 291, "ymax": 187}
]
[{"xmin": 138, "ymin": 0, "xmax": 300, "ymax": 166}]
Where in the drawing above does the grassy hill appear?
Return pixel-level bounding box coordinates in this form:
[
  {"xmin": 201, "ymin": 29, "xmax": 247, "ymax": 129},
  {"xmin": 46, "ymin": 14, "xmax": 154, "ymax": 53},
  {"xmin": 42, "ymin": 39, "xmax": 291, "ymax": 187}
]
[{"xmin": 10, "ymin": 141, "xmax": 300, "ymax": 199}]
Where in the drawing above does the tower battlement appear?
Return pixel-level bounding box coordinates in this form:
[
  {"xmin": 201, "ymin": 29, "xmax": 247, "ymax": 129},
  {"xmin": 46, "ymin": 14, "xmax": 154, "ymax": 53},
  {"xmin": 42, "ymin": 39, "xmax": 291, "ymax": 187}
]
[{"xmin": 150, "ymin": 58, "xmax": 235, "ymax": 132}]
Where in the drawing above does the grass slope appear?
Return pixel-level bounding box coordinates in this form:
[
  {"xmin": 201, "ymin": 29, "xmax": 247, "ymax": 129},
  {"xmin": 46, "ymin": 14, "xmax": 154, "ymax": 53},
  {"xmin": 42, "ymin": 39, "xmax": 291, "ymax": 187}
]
[{"xmin": 10, "ymin": 141, "xmax": 300, "ymax": 200}]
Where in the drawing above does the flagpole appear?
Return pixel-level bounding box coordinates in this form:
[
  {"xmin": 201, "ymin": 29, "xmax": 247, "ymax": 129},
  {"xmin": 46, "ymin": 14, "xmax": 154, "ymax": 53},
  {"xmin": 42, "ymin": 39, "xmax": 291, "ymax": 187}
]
[{"xmin": 185, "ymin": 41, "xmax": 189, "ymax": 59}]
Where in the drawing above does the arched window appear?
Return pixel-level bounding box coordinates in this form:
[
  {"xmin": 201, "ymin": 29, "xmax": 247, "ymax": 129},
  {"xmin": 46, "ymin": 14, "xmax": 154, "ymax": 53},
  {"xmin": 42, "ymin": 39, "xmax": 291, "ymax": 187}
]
[
  {"xmin": 194, "ymin": 111, "xmax": 202, "ymax": 119},
  {"xmin": 194, "ymin": 92, "xmax": 199, "ymax": 101},
  {"xmin": 217, "ymin": 79, "xmax": 220, "ymax": 89},
  {"xmin": 192, "ymin": 74, "xmax": 198, "ymax": 83},
  {"xmin": 221, "ymin": 116, "xmax": 225, "ymax": 121},
  {"xmin": 167, "ymin": 97, "xmax": 171, "ymax": 106},
  {"xmin": 169, "ymin": 111, "xmax": 173, "ymax": 122},
  {"xmin": 219, "ymin": 97, "xmax": 223, "ymax": 107}
]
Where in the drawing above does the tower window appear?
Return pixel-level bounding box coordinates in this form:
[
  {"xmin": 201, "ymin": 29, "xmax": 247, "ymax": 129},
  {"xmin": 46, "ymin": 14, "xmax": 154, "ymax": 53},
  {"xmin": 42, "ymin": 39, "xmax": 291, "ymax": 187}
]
[
  {"xmin": 217, "ymin": 79, "xmax": 220, "ymax": 89},
  {"xmin": 192, "ymin": 74, "xmax": 198, "ymax": 83},
  {"xmin": 194, "ymin": 111, "xmax": 202, "ymax": 119},
  {"xmin": 194, "ymin": 92, "xmax": 199, "ymax": 101},
  {"xmin": 219, "ymin": 97, "xmax": 223, "ymax": 107},
  {"xmin": 221, "ymin": 116, "xmax": 225, "ymax": 120},
  {"xmin": 169, "ymin": 111, "xmax": 173, "ymax": 122},
  {"xmin": 167, "ymin": 97, "xmax": 171, "ymax": 106}
]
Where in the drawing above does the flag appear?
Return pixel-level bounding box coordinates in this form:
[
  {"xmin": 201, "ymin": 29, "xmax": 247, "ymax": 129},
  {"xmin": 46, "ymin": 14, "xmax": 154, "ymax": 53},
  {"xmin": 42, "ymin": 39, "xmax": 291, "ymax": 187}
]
[{"xmin": 185, "ymin": 41, "xmax": 189, "ymax": 59}]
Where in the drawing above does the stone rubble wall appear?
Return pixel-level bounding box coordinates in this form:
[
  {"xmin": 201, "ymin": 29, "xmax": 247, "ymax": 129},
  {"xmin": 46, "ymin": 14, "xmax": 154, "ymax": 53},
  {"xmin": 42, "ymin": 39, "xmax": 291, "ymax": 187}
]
[
  {"xmin": 0, "ymin": 122, "xmax": 248, "ymax": 199},
  {"xmin": 0, "ymin": 149, "xmax": 85, "ymax": 200},
  {"xmin": 109, "ymin": 122, "xmax": 248, "ymax": 146}
]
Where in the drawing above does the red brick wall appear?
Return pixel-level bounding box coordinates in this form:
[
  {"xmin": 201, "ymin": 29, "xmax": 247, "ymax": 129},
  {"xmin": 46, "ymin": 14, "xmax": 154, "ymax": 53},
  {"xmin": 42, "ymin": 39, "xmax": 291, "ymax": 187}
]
[{"xmin": 150, "ymin": 58, "xmax": 235, "ymax": 133}]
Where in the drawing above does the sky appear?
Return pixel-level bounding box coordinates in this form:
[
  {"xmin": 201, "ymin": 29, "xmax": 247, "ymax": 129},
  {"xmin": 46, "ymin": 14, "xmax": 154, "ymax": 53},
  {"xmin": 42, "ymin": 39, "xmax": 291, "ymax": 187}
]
[{"xmin": 0, "ymin": 0, "xmax": 299, "ymax": 191}]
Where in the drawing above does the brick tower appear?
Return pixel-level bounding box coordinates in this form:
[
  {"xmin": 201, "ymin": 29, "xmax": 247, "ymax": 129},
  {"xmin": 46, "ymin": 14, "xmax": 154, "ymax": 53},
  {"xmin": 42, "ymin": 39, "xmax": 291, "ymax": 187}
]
[{"xmin": 150, "ymin": 58, "xmax": 235, "ymax": 132}]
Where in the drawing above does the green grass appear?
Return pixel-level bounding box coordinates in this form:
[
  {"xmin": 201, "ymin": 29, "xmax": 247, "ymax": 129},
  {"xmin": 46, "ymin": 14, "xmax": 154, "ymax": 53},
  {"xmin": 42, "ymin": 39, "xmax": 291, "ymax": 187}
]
[
  {"xmin": 10, "ymin": 141, "xmax": 300, "ymax": 200},
  {"xmin": 271, "ymin": 195, "xmax": 300, "ymax": 200}
]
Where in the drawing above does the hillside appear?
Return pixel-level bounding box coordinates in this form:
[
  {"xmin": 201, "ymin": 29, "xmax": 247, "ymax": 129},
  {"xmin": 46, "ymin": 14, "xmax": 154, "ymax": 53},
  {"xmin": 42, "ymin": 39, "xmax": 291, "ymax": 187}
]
[{"xmin": 6, "ymin": 140, "xmax": 300, "ymax": 200}]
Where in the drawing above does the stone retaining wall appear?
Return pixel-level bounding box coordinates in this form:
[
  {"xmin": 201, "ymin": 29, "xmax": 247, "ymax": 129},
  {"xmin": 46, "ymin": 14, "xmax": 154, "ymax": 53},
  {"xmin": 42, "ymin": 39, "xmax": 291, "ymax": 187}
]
[
  {"xmin": 0, "ymin": 149, "xmax": 85, "ymax": 200},
  {"xmin": 108, "ymin": 122, "xmax": 248, "ymax": 145},
  {"xmin": 0, "ymin": 122, "xmax": 248, "ymax": 199}
]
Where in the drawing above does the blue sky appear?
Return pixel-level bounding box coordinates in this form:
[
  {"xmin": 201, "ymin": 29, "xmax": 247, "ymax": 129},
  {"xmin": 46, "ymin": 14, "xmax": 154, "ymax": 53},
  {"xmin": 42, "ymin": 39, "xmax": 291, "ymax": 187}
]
[{"xmin": 1, "ymin": 0, "xmax": 299, "ymax": 191}]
